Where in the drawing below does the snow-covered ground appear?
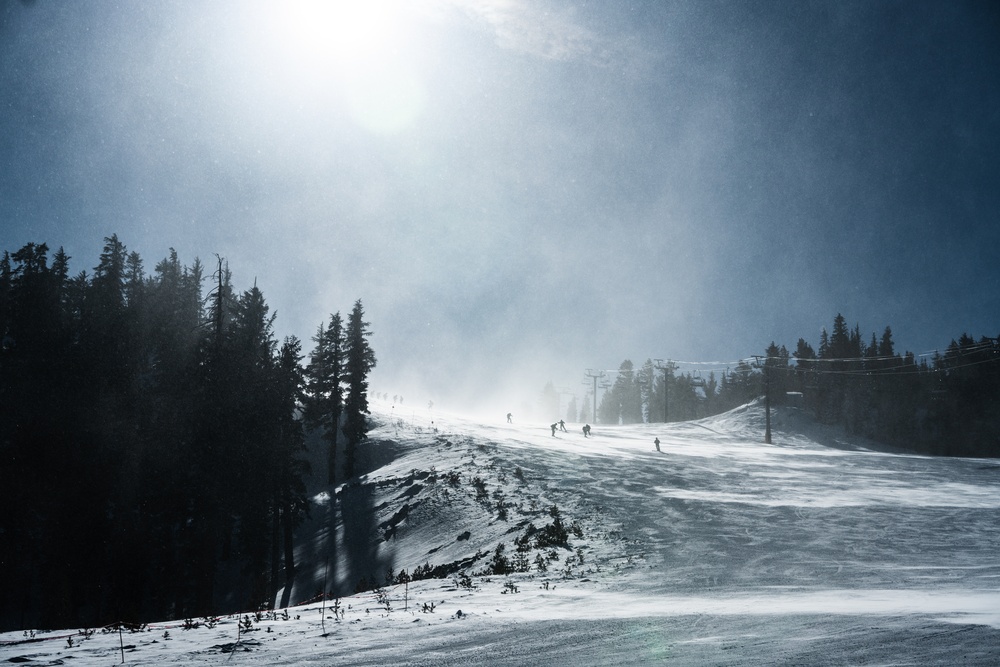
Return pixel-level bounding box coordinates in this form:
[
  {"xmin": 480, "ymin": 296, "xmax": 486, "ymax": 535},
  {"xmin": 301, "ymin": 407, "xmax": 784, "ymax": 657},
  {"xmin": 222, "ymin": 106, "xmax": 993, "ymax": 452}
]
[{"xmin": 4, "ymin": 402, "xmax": 1000, "ymax": 665}]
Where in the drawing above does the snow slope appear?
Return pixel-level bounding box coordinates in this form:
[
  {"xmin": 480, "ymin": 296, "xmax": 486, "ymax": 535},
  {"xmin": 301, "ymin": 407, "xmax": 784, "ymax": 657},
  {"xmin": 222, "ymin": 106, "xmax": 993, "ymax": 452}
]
[{"xmin": 3, "ymin": 401, "xmax": 1000, "ymax": 665}]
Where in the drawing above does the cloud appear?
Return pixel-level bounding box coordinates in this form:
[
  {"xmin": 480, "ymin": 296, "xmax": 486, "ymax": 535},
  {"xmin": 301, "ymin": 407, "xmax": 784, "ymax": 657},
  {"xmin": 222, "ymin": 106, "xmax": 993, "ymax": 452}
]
[{"xmin": 439, "ymin": 0, "xmax": 614, "ymax": 65}]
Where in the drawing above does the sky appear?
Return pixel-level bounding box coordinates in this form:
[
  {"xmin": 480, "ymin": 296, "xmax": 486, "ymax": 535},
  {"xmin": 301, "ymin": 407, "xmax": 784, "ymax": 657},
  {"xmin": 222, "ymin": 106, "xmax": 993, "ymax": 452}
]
[{"xmin": 2, "ymin": 0, "xmax": 999, "ymax": 412}]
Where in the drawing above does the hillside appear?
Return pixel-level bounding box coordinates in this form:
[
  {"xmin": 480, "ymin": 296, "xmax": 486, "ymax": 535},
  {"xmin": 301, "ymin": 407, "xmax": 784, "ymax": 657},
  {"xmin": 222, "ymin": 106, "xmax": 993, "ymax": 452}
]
[{"xmin": 3, "ymin": 402, "xmax": 999, "ymax": 665}]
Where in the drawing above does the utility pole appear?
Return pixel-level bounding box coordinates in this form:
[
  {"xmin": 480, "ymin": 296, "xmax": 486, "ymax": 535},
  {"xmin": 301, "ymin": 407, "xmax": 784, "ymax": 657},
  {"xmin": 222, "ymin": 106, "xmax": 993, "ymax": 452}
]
[
  {"xmin": 654, "ymin": 359, "xmax": 674, "ymax": 423},
  {"xmin": 752, "ymin": 356, "xmax": 772, "ymax": 444},
  {"xmin": 585, "ymin": 369, "xmax": 605, "ymax": 424}
]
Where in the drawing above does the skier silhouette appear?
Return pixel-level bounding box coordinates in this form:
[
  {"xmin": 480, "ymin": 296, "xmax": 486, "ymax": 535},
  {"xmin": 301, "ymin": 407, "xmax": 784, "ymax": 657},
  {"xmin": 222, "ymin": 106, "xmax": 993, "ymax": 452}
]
[
  {"xmin": 550, "ymin": 423, "xmax": 558, "ymax": 436},
  {"xmin": 507, "ymin": 412, "xmax": 512, "ymax": 423},
  {"xmin": 558, "ymin": 419, "xmax": 567, "ymax": 432},
  {"xmin": 654, "ymin": 437, "xmax": 661, "ymax": 452},
  {"xmin": 582, "ymin": 424, "xmax": 591, "ymax": 437}
]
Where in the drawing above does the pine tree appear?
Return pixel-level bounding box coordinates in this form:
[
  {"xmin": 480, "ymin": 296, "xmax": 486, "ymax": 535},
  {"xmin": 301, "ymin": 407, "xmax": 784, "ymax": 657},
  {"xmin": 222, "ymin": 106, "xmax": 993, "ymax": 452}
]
[
  {"xmin": 763, "ymin": 342, "xmax": 790, "ymax": 404},
  {"xmin": 829, "ymin": 314, "xmax": 850, "ymax": 361},
  {"xmin": 703, "ymin": 371, "xmax": 719, "ymax": 414},
  {"xmin": 721, "ymin": 359, "xmax": 757, "ymax": 408},
  {"xmin": 878, "ymin": 326, "xmax": 895, "ymax": 358},
  {"xmin": 187, "ymin": 255, "xmax": 238, "ymax": 615},
  {"xmin": 610, "ymin": 360, "xmax": 642, "ymax": 424},
  {"xmin": 342, "ymin": 300, "xmax": 376, "ymax": 479},
  {"xmin": 228, "ymin": 283, "xmax": 292, "ymax": 608},
  {"xmin": 597, "ymin": 385, "xmax": 618, "ymax": 425},
  {"xmin": 272, "ymin": 337, "xmax": 309, "ymax": 589},
  {"xmin": 305, "ymin": 314, "xmax": 345, "ymax": 484},
  {"xmin": 637, "ymin": 359, "xmax": 655, "ymax": 422},
  {"xmin": 793, "ymin": 338, "xmax": 817, "ymax": 399},
  {"xmin": 565, "ymin": 394, "xmax": 578, "ymax": 423}
]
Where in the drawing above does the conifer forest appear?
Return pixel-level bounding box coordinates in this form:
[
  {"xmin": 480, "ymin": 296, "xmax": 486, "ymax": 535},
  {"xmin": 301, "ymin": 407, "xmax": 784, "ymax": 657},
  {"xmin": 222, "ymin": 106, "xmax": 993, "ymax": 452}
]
[
  {"xmin": 0, "ymin": 236, "xmax": 376, "ymax": 630},
  {"xmin": 576, "ymin": 320, "xmax": 999, "ymax": 459}
]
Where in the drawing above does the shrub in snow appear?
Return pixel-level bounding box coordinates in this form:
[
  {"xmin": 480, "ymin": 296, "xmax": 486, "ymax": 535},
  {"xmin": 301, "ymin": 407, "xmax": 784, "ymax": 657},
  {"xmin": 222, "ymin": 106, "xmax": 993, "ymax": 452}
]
[
  {"xmin": 515, "ymin": 526, "xmax": 536, "ymax": 551},
  {"xmin": 480, "ymin": 543, "xmax": 513, "ymax": 575},
  {"xmin": 535, "ymin": 554, "xmax": 548, "ymax": 572},
  {"xmin": 374, "ymin": 586, "xmax": 392, "ymax": 612},
  {"xmin": 411, "ymin": 562, "xmax": 435, "ymax": 580},
  {"xmin": 534, "ymin": 505, "xmax": 570, "ymax": 548},
  {"xmin": 240, "ymin": 615, "xmax": 255, "ymax": 633},
  {"xmin": 471, "ymin": 476, "xmax": 488, "ymax": 501}
]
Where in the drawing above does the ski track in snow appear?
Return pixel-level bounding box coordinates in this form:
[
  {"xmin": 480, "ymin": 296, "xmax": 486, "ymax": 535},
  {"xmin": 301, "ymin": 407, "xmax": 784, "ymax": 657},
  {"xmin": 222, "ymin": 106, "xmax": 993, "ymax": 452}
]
[{"xmin": 3, "ymin": 402, "xmax": 1000, "ymax": 665}]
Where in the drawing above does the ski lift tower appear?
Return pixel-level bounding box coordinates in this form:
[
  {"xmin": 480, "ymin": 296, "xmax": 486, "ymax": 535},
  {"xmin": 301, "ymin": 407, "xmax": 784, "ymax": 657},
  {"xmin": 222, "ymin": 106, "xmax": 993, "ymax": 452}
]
[
  {"xmin": 654, "ymin": 359, "xmax": 676, "ymax": 423},
  {"xmin": 584, "ymin": 369, "xmax": 605, "ymax": 425},
  {"xmin": 751, "ymin": 355, "xmax": 772, "ymax": 444}
]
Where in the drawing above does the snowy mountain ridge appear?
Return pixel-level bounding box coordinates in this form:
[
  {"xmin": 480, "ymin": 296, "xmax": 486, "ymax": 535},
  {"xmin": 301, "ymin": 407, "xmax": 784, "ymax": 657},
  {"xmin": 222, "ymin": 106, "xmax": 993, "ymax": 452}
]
[{"xmin": 3, "ymin": 401, "xmax": 999, "ymax": 665}]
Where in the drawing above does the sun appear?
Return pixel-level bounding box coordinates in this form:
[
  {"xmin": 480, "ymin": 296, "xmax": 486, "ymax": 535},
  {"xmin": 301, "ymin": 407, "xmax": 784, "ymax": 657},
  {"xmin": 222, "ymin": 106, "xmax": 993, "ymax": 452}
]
[
  {"xmin": 275, "ymin": 0, "xmax": 403, "ymax": 75},
  {"xmin": 264, "ymin": 0, "xmax": 428, "ymax": 133}
]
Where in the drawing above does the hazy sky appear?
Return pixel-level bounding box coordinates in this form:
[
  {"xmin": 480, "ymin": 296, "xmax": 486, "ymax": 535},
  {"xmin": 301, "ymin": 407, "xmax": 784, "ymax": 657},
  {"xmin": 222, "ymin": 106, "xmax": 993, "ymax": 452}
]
[{"xmin": 2, "ymin": 0, "xmax": 998, "ymax": 413}]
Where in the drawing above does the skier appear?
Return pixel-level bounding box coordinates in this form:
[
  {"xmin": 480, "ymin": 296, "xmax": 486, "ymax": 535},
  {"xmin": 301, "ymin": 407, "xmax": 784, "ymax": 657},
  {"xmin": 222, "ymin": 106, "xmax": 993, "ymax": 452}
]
[
  {"xmin": 550, "ymin": 423, "xmax": 558, "ymax": 436},
  {"xmin": 507, "ymin": 412, "xmax": 512, "ymax": 423},
  {"xmin": 582, "ymin": 424, "xmax": 591, "ymax": 437},
  {"xmin": 558, "ymin": 419, "xmax": 567, "ymax": 432},
  {"xmin": 654, "ymin": 437, "xmax": 661, "ymax": 452}
]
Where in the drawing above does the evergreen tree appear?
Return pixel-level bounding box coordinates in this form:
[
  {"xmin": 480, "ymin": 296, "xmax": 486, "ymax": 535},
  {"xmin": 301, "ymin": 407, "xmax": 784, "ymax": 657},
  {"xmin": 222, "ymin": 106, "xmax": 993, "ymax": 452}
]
[
  {"xmin": 818, "ymin": 327, "xmax": 830, "ymax": 359},
  {"xmin": 718, "ymin": 360, "xmax": 758, "ymax": 409},
  {"xmin": 648, "ymin": 361, "xmax": 676, "ymax": 423},
  {"xmin": 792, "ymin": 338, "xmax": 817, "ymax": 408},
  {"xmin": 878, "ymin": 326, "xmax": 895, "ymax": 358},
  {"xmin": 703, "ymin": 371, "xmax": 719, "ymax": 414},
  {"xmin": 637, "ymin": 359, "xmax": 655, "ymax": 422},
  {"xmin": 763, "ymin": 342, "xmax": 790, "ymax": 405},
  {"xmin": 670, "ymin": 373, "xmax": 699, "ymax": 420},
  {"xmin": 597, "ymin": 384, "xmax": 619, "ymax": 425},
  {"xmin": 271, "ymin": 336, "xmax": 309, "ymax": 589},
  {"xmin": 565, "ymin": 394, "xmax": 578, "ymax": 423},
  {"xmin": 305, "ymin": 314, "xmax": 345, "ymax": 484},
  {"xmin": 186, "ymin": 255, "xmax": 238, "ymax": 615},
  {"xmin": 342, "ymin": 300, "xmax": 376, "ymax": 479},
  {"xmin": 612, "ymin": 360, "xmax": 642, "ymax": 424},
  {"xmin": 229, "ymin": 284, "xmax": 281, "ymax": 606},
  {"xmin": 828, "ymin": 313, "xmax": 850, "ymax": 360}
]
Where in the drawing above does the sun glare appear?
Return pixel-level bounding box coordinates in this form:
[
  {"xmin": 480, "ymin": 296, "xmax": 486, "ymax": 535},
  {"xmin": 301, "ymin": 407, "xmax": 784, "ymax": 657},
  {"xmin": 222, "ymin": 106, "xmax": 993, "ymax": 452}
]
[
  {"xmin": 264, "ymin": 0, "xmax": 428, "ymax": 133},
  {"xmin": 278, "ymin": 0, "xmax": 401, "ymax": 72}
]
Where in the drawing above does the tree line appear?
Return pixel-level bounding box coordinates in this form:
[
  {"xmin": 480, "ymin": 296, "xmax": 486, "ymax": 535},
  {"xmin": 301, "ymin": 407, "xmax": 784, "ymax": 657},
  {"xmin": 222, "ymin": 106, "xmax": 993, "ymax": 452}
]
[
  {"xmin": 572, "ymin": 313, "xmax": 999, "ymax": 457},
  {"xmin": 0, "ymin": 236, "xmax": 376, "ymax": 630}
]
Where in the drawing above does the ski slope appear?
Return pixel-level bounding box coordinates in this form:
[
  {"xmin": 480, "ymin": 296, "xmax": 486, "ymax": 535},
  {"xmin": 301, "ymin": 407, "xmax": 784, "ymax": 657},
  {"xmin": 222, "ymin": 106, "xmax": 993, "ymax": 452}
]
[{"xmin": 3, "ymin": 401, "xmax": 999, "ymax": 665}]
